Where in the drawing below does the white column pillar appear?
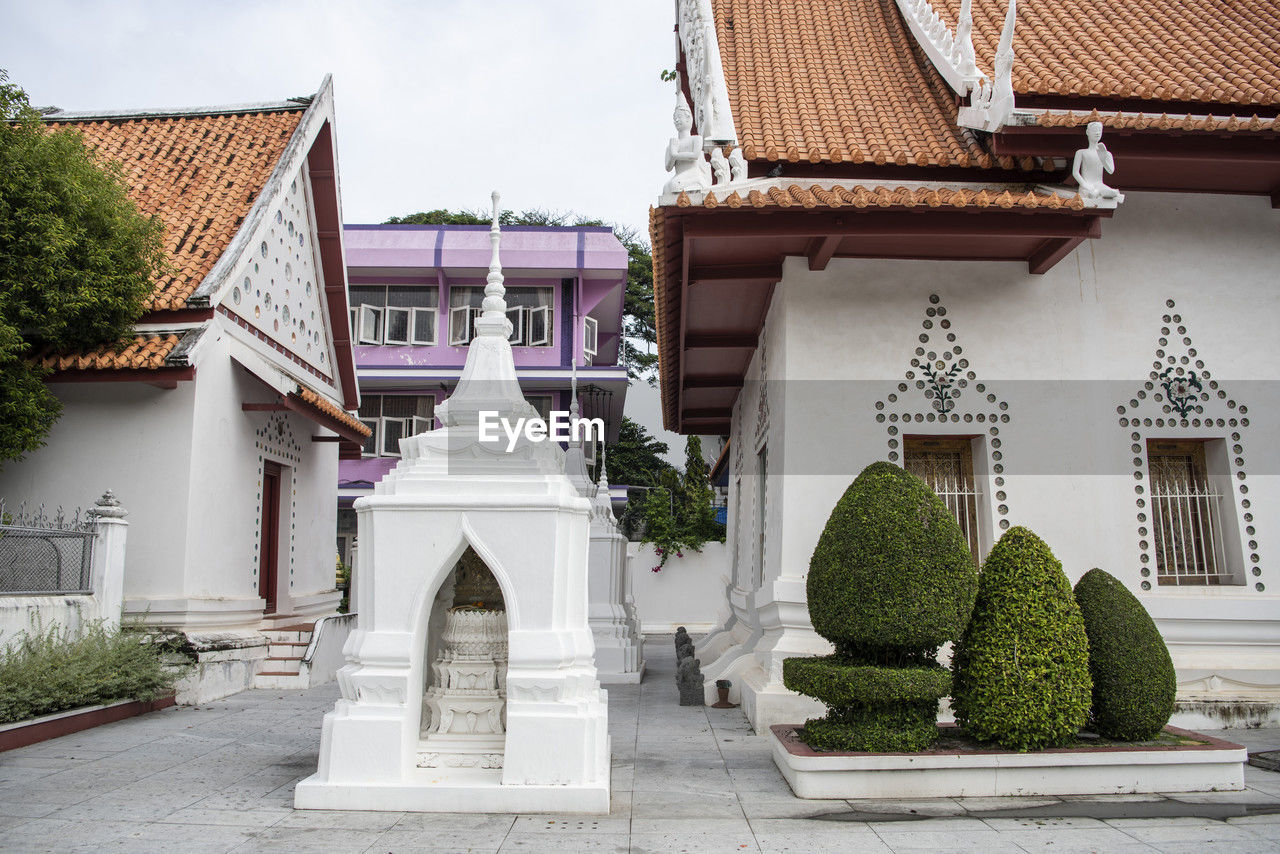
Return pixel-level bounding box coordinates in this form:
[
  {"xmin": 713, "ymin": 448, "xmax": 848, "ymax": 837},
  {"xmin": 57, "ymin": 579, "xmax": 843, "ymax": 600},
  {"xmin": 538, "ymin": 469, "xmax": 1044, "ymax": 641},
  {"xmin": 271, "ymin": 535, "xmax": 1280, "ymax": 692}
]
[{"xmin": 89, "ymin": 490, "xmax": 129, "ymax": 631}]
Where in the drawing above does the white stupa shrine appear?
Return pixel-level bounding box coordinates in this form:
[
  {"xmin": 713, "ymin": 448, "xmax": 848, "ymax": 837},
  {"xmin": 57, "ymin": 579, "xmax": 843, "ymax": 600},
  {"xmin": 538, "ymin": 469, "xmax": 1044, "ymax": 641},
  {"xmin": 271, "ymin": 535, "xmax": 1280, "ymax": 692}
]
[{"xmin": 295, "ymin": 192, "xmax": 610, "ymax": 814}]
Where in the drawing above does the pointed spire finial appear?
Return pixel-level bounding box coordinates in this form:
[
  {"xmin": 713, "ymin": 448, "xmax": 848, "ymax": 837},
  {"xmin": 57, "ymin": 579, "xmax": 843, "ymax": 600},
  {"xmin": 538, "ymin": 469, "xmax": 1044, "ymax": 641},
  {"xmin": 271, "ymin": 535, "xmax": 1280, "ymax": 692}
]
[
  {"xmin": 481, "ymin": 190, "xmax": 507, "ymax": 324},
  {"xmin": 597, "ymin": 446, "xmax": 609, "ymax": 488}
]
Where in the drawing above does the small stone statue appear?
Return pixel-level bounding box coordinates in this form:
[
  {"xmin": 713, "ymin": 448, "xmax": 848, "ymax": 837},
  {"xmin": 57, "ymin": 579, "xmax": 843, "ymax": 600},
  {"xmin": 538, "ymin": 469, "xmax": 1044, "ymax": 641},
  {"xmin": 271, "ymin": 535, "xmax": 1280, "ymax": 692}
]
[
  {"xmin": 676, "ymin": 640, "xmax": 695, "ymax": 662},
  {"xmin": 664, "ymin": 93, "xmax": 712, "ymax": 195},
  {"xmin": 728, "ymin": 147, "xmax": 747, "ymax": 182},
  {"xmin": 677, "ymin": 657, "xmax": 705, "ymax": 706},
  {"xmin": 710, "ymin": 147, "xmax": 730, "ymax": 185},
  {"xmin": 1072, "ymin": 121, "xmax": 1120, "ymax": 204},
  {"xmin": 674, "ymin": 627, "xmax": 689, "ymax": 648}
]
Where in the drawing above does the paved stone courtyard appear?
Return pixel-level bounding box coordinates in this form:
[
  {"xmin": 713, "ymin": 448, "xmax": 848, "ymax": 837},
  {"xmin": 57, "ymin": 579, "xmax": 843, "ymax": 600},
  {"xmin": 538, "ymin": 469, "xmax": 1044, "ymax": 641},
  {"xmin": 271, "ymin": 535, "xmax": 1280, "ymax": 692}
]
[{"xmin": 1, "ymin": 641, "xmax": 1278, "ymax": 853}]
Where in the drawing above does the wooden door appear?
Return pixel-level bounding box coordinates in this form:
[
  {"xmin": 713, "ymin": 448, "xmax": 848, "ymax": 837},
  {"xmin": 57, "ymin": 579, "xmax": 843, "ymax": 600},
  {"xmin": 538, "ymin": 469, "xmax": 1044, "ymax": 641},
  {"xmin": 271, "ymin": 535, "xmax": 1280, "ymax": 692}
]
[{"xmin": 260, "ymin": 461, "xmax": 282, "ymax": 614}]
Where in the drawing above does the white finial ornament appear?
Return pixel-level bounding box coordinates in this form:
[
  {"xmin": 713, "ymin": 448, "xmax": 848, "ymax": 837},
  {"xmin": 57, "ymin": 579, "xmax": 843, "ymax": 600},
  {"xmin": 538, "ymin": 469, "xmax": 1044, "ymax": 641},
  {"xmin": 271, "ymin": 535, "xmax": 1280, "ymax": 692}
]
[
  {"xmin": 956, "ymin": 0, "xmax": 977, "ymax": 78},
  {"xmin": 957, "ymin": 0, "xmax": 1018, "ymax": 131}
]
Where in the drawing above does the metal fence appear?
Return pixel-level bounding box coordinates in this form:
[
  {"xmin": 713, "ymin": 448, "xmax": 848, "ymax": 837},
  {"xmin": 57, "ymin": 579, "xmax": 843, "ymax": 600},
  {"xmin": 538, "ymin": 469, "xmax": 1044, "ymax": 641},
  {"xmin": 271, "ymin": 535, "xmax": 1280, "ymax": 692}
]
[{"xmin": 0, "ymin": 502, "xmax": 95, "ymax": 595}]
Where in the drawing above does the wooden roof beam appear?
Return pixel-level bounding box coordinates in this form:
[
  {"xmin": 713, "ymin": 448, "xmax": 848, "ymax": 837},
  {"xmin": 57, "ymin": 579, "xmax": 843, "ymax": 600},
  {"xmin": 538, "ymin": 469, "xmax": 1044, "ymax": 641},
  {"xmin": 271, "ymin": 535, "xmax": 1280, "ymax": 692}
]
[
  {"xmin": 684, "ymin": 375, "xmax": 745, "ymax": 389},
  {"xmin": 689, "ymin": 263, "xmax": 783, "ymax": 286},
  {"xmin": 807, "ymin": 235, "xmax": 841, "ymax": 271},
  {"xmin": 684, "ymin": 333, "xmax": 758, "ymax": 350}
]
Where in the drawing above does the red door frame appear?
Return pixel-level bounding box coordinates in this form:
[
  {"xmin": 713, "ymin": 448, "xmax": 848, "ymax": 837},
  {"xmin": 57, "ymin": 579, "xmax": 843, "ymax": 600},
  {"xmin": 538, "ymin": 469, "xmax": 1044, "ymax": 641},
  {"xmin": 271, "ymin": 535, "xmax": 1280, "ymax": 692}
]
[{"xmin": 260, "ymin": 461, "xmax": 283, "ymax": 614}]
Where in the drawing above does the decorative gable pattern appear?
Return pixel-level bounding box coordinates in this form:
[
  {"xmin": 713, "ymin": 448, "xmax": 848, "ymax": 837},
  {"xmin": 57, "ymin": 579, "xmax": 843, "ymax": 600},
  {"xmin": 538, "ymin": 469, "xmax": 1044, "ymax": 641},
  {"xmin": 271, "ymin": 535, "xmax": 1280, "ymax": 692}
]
[{"xmin": 222, "ymin": 170, "xmax": 335, "ymax": 379}]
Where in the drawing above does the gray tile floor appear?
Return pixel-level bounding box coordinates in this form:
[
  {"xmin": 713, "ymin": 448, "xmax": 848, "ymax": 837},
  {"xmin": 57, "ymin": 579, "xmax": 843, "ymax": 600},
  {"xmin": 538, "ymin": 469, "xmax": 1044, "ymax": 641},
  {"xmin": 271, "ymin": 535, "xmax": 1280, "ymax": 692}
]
[{"xmin": 1, "ymin": 640, "xmax": 1278, "ymax": 852}]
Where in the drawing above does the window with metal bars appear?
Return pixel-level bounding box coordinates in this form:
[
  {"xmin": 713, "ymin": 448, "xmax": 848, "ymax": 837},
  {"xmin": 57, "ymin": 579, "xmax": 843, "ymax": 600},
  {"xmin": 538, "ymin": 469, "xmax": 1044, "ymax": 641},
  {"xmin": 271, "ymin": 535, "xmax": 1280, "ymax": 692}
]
[
  {"xmin": 1147, "ymin": 440, "xmax": 1237, "ymax": 586},
  {"xmin": 357, "ymin": 394, "xmax": 436, "ymax": 457},
  {"xmin": 902, "ymin": 436, "xmax": 981, "ymax": 565},
  {"xmin": 348, "ymin": 285, "xmax": 439, "ymax": 346}
]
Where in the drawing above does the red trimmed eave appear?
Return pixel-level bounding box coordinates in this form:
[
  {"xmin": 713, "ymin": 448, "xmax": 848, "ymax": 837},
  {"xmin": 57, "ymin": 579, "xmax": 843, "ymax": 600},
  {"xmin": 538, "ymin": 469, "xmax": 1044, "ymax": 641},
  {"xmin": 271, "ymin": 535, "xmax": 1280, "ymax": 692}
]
[
  {"xmin": 992, "ymin": 125, "xmax": 1280, "ymax": 204},
  {"xmin": 243, "ymin": 392, "xmax": 366, "ymax": 458},
  {"xmin": 307, "ymin": 121, "xmax": 359, "ymax": 410},
  {"xmin": 44, "ymin": 366, "xmax": 195, "ymax": 390},
  {"xmin": 655, "ymin": 202, "xmax": 1111, "ymax": 434}
]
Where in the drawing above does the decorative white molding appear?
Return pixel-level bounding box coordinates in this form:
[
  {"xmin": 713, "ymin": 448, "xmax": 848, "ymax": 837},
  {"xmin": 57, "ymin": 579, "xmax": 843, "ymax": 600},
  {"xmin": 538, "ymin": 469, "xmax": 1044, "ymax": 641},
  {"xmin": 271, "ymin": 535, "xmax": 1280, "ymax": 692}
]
[
  {"xmin": 958, "ymin": 0, "xmax": 1018, "ymax": 132},
  {"xmin": 676, "ymin": 0, "xmax": 737, "ymax": 145},
  {"xmin": 895, "ymin": 0, "xmax": 983, "ymax": 96}
]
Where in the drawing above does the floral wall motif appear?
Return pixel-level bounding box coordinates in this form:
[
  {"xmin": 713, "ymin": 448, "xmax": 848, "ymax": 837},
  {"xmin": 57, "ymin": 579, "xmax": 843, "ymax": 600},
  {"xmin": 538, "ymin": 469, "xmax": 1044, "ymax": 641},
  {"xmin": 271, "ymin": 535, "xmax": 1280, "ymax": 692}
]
[
  {"xmin": 1117, "ymin": 299, "xmax": 1260, "ymax": 593},
  {"xmin": 874, "ymin": 293, "xmax": 1013, "ymax": 535}
]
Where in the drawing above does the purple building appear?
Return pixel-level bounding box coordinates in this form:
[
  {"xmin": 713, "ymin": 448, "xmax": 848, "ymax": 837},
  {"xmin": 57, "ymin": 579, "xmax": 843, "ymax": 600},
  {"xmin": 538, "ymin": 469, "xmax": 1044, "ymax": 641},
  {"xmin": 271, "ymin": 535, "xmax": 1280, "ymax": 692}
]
[{"xmin": 336, "ymin": 224, "xmax": 630, "ymax": 558}]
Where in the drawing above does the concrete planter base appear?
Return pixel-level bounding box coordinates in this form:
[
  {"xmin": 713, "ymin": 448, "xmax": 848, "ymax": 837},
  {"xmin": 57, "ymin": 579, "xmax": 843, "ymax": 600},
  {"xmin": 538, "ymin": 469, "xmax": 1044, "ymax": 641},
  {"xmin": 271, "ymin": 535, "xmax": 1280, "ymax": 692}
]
[
  {"xmin": 0, "ymin": 694, "xmax": 175, "ymax": 753},
  {"xmin": 771, "ymin": 724, "xmax": 1246, "ymax": 799}
]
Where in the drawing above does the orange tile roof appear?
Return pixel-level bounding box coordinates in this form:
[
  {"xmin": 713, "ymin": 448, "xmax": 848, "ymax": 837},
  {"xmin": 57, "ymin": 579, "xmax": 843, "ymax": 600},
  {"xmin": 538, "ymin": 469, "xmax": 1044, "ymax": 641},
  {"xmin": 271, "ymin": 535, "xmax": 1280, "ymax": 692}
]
[
  {"xmin": 1030, "ymin": 109, "xmax": 1280, "ymax": 134},
  {"xmin": 707, "ymin": 0, "xmax": 1280, "ymax": 170},
  {"xmin": 296, "ymin": 386, "xmax": 371, "ymax": 438},
  {"xmin": 36, "ymin": 333, "xmax": 181, "ymax": 372},
  {"xmin": 712, "ymin": 0, "xmax": 1012, "ymax": 169},
  {"xmin": 648, "ymin": 206, "xmax": 678, "ymax": 431},
  {"xmin": 48, "ymin": 108, "xmax": 305, "ymax": 311},
  {"xmin": 684, "ymin": 182, "xmax": 1083, "ymax": 211},
  {"xmin": 936, "ymin": 0, "xmax": 1280, "ymax": 106}
]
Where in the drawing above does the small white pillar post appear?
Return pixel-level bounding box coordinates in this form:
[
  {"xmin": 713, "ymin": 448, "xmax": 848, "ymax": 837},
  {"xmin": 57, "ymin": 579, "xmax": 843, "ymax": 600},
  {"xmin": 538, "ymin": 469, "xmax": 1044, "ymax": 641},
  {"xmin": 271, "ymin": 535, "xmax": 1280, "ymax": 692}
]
[{"xmin": 89, "ymin": 490, "xmax": 129, "ymax": 631}]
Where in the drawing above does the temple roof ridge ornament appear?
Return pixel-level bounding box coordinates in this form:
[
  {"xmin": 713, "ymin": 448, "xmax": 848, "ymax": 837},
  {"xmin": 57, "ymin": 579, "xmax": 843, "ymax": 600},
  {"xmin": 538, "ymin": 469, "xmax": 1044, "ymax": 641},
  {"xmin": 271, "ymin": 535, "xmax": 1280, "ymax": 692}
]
[
  {"xmin": 676, "ymin": 0, "xmax": 736, "ymax": 147},
  {"xmin": 894, "ymin": 0, "xmax": 983, "ymax": 96},
  {"xmin": 591, "ymin": 448, "xmax": 616, "ymax": 525},
  {"xmin": 957, "ymin": 0, "xmax": 1018, "ymax": 132}
]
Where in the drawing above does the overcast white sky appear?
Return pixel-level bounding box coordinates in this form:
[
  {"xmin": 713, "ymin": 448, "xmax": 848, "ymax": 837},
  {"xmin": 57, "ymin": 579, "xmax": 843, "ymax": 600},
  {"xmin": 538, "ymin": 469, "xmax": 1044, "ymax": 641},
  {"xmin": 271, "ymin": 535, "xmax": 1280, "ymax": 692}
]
[{"xmin": 1, "ymin": 0, "xmax": 689, "ymax": 460}]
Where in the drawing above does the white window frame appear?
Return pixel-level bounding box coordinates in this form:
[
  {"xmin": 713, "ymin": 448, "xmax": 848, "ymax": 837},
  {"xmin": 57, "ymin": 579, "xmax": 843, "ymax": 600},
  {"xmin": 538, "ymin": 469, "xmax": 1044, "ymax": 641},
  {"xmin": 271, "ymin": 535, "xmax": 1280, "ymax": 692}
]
[
  {"xmin": 507, "ymin": 305, "xmax": 525, "ymax": 345},
  {"xmin": 527, "ymin": 305, "xmax": 550, "ymax": 347},
  {"xmin": 380, "ymin": 416, "xmax": 409, "ymax": 457},
  {"xmin": 411, "ymin": 307, "xmax": 437, "ymax": 345},
  {"xmin": 359, "ymin": 418, "xmax": 379, "ymax": 457},
  {"xmin": 383, "ymin": 306, "xmax": 411, "ymax": 345},
  {"xmin": 449, "ymin": 305, "xmax": 473, "ymax": 346},
  {"xmin": 412, "ymin": 414, "xmax": 435, "ymax": 435},
  {"xmin": 349, "ymin": 307, "xmax": 358, "ymax": 338},
  {"xmin": 583, "ymin": 315, "xmax": 599, "ymax": 358},
  {"xmin": 358, "ymin": 305, "xmax": 384, "ymax": 345}
]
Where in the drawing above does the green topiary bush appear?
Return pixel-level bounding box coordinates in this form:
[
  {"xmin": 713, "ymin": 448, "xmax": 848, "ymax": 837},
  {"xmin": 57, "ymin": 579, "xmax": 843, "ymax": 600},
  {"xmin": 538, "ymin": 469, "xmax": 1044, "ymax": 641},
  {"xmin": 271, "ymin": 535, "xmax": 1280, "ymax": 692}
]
[
  {"xmin": 783, "ymin": 461, "xmax": 977, "ymax": 751},
  {"xmin": 1073, "ymin": 568, "xmax": 1175, "ymax": 740},
  {"xmin": 952, "ymin": 527, "xmax": 1091, "ymax": 750}
]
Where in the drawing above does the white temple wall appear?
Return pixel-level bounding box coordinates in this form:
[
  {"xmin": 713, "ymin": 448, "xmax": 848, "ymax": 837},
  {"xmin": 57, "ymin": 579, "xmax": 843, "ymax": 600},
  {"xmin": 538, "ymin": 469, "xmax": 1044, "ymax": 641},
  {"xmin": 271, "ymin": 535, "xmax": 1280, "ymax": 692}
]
[
  {"xmin": 0, "ymin": 381, "xmax": 197, "ymax": 609},
  {"xmin": 719, "ymin": 191, "xmax": 1279, "ymax": 716},
  {"xmin": 629, "ymin": 541, "xmax": 730, "ymax": 633},
  {"xmin": 179, "ymin": 341, "xmax": 341, "ymax": 627}
]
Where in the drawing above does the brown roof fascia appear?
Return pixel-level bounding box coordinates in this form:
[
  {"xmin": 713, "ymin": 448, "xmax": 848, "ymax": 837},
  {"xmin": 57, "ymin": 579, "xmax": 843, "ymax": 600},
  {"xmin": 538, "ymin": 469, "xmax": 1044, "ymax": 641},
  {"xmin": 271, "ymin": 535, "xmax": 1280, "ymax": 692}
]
[
  {"xmin": 44, "ymin": 366, "xmax": 195, "ymax": 389},
  {"xmin": 307, "ymin": 121, "xmax": 359, "ymax": 412},
  {"xmin": 138, "ymin": 307, "xmax": 214, "ymax": 325},
  {"xmin": 1015, "ymin": 95, "xmax": 1280, "ymax": 119}
]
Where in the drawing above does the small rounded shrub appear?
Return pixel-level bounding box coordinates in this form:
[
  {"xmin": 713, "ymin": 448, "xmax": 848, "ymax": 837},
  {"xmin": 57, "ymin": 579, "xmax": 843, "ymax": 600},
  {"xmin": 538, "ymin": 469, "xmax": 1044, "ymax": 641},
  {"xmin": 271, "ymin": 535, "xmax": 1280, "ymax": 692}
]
[
  {"xmin": 784, "ymin": 462, "xmax": 977, "ymax": 751},
  {"xmin": 1073, "ymin": 568, "xmax": 1175, "ymax": 740},
  {"xmin": 952, "ymin": 527, "xmax": 1091, "ymax": 750}
]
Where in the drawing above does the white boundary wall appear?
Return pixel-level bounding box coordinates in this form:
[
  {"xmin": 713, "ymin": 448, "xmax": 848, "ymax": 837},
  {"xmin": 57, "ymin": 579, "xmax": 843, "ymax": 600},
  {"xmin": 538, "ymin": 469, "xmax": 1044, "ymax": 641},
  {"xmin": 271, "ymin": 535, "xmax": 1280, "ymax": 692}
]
[{"xmin": 629, "ymin": 541, "xmax": 728, "ymax": 634}]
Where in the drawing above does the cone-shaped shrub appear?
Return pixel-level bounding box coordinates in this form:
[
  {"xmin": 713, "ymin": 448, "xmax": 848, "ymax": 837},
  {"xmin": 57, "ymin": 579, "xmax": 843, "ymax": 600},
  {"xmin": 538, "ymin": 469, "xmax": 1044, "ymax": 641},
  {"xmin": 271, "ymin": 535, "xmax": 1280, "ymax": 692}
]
[
  {"xmin": 1073, "ymin": 568, "xmax": 1175, "ymax": 740},
  {"xmin": 952, "ymin": 527, "xmax": 1091, "ymax": 750},
  {"xmin": 783, "ymin": 462, "xmax": 977, "ymax": 751}
]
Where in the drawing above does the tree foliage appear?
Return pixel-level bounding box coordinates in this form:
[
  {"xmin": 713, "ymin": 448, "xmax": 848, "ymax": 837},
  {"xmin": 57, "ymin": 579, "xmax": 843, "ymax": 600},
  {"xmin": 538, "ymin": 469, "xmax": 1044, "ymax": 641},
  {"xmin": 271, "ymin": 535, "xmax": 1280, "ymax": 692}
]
[
  {"xmin": 0, "ymin": 71, "xmax": 165, "ymax": 465},
  {"xmin": 384, "ymin": 206, "xmax": 657, "ymax": 382},
  {"xmin": 634, "ymin": 436, "xmax": 725, "ymax": 571}
]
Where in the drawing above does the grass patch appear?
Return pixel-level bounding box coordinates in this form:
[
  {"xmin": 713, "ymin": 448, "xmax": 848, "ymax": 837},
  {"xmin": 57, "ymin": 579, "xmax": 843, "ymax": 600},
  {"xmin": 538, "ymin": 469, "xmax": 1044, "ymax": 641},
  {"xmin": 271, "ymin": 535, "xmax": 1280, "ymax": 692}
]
[{"xmin": 0, "ymin": 621, "xmax": 185, "ymax": 725}]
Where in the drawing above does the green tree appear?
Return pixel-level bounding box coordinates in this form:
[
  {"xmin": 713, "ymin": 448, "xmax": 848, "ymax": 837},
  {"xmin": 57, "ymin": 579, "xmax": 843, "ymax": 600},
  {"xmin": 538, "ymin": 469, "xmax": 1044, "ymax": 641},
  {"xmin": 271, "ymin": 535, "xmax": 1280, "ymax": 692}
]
[
  {"xmin": 604, "ymin": 417, "xmax": 673, "ymax": 488},
  {"xmin": 384, "ymin": 207, "xmax": 657, "ymax": 382},
  {"xmin": 0, "ymin": 71, "xmax": 165, "ymax": 465},
  {"xmin": 640, "ymin": 436, "xmax": 725, "ymax": 569},
  {"xmin": 679, "ymin": 436, "xmax": 719, "ymax": 541}
]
